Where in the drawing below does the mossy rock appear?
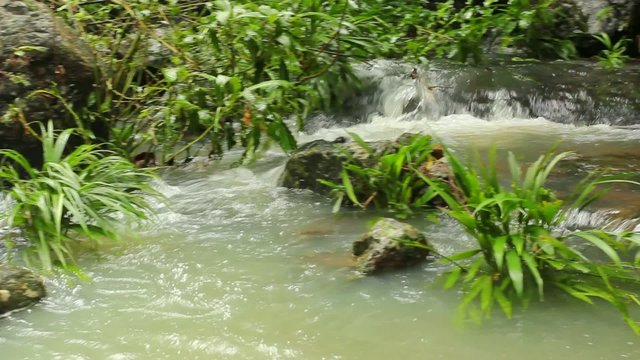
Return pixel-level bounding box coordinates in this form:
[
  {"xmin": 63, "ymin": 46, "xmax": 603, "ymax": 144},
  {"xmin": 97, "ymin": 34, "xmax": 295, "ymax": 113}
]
[
  {"xmin": 353, "ymin": 218, "xmax": 432, "ymax": 275},
  {"xmin": 0, "ymin": 0, "xmax": 96, "ymax": 167},
  {"xmin": 278, "ymin": 134, "xmax": 417, "ymax": 196},
  {"xmin": 0, "ymin": 264, "xmax": 46, "ymax": 314}
]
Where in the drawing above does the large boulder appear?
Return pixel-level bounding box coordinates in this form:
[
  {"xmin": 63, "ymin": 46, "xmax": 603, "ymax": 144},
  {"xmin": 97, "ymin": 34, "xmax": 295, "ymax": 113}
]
[
  {"xmin": 353, "ymin": 218, "xmax": 432, "ymax": 275},
  {"xmin": 0, "ymin": 0, "xmax": 95, "ymax": 163},
  {"xmin": 0, "ymin": 264, "xmax": 46, "ymax": 314}
]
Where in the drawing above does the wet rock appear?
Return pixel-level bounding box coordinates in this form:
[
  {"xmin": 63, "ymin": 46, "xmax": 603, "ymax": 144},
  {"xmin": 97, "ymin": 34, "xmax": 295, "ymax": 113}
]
[
  {"xmin": 568, "ymin": 0, "xmax": 636, "ymax": 36},
  {"xmin": 407, "ymin": 60, "xmax": 640, "ymax": 126},
  {"xmin": 0, "ymin": 0, "xmax": 95, "ymax": 164},
  {"xmin": 0, "ymin": 264, "xmax": 46, "ymax": 314},
  {"xmin": 279, "ymin": 137, "xmax": 393, "ymax": 195},
  {"xmin": 279, "ymin": 134, "xmax": 429, "ymax": 196},
  {"xmin": 353, "ymin": 218, "xmax": 431, "ymax": 275},
  {"xmin": 558, "ymin": 0, "xmax": 639, "ymax": 55}
]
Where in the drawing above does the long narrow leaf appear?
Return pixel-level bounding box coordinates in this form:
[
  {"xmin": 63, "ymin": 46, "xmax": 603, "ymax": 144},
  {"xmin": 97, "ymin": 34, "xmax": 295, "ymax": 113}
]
[{"xmin": 506, "ymin": 250, "xmax": 524, "ymax": 298}]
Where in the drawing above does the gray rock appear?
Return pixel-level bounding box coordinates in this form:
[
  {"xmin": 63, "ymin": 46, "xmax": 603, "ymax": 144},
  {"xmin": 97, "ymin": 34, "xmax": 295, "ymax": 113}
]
[
  {"xmin": 279, "ymin": 137, "xmax": 396, "ymax": 195},
  {"xmin": 557, "ymin": 0, "xmax": 639, "ymax": 55},
  {"xmin": 0, "ymin": 263, "xmax": 46, "ymax": 314},
  {"xmin": 0, "ymin": 0, "xmax": 95, "ymax": 162},
  {"xmin": 279, "ymin": 135, "xmax": 419, "ymax": 196},
  {"xmin": 353, "ymin": 218, "xmax": 431, "ymax": 275},
  {"xmin": 569, "ymin": 0, "xmax": 636, "ymax": 36}
]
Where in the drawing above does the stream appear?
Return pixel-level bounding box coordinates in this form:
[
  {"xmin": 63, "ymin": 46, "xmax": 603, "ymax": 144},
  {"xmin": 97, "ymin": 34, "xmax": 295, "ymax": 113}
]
[{"xmin": 1, "ymin": 60, "xmax": 640, "ymax": 359}]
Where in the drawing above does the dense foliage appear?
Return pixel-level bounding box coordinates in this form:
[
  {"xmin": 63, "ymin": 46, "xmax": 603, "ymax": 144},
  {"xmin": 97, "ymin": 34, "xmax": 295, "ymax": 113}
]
[
  {"xmin": 419, "ymin": 148, "xmax": 640, "ymax": 334},
  {"xmin": 0, "ymin": 0, "xmax": 636, "ymax": 335},
  {"xmin": 329, "ymin": 134, "xmax": 640, "ymax": 333},
  {"xmin": 0, "ymin": 122, "xmax": 158, "ymax": 272},
  {"xmin": 34, "ymin": 0, "xmax": 632, "ymax": 164}
]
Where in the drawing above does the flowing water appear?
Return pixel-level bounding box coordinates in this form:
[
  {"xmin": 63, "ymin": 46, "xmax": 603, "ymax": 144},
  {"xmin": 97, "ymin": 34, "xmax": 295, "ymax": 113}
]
[{"xmin": 1, "ymin": 60, "xmax": 640, "ymax": 359}]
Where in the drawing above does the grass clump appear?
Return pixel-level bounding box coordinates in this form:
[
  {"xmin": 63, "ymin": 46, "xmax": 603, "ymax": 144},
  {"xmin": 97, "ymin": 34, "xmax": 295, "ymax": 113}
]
[
  {"xmin": 418, "ymin": 149, "xmax": 640, "ymax": 334},
  {"xmin": 320, "ymin": 133, "xmax": 444, "ymax": 217},
  {"xmin": 0, "ymin": 122, "xmax": 159, "ymax": 272}
]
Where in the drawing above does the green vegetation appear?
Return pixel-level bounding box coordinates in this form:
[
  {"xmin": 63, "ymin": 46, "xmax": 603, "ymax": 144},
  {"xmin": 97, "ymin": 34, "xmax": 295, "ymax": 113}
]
[
  {"xmin": 328, "ymin": 134, "xmax": 640, "ymax": 333},
  {"xmin": 49, "ymin": 0, "xmax": 373, "ymax": 163},
  {"xmin": 357, "ymin": 0, "xmax": 577, "ymax": 62},
  {"xmin": 420, "ymin": 148, "xmax": 640, "ymax": 334},
  {"xmin": 0, "ymin": 0, "xmax": 636, "ymax": 293},
  {"xmin": 320, "ymin": 133, "xmax": 442, "ymax": 217},
  {"xmin": 0, "ymin": 122, "xmax": 158, "ymax": 272},
  {"xmin": 34, "ymin": 0, "xmax": 622, "ymax": 164},
  {"xmin": 594, "ymin": 32, "xmax": 630, "ymax": 69}
]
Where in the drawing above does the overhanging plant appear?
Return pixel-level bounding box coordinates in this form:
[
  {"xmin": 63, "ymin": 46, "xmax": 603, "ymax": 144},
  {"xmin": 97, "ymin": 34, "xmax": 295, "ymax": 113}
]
[{"xmin": 415, "ymin": 148, "xmax": 640, "ymax": 334}]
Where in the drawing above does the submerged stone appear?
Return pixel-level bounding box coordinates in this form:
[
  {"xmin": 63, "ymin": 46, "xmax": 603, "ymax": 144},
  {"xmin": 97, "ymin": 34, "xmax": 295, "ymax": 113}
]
[
  {"xmin": 0, "ymin": 263, "xmax": 46, "ymax": 315},
  {"xmin": 353, "ymin": 218, "xmax": 431, "ymax": 275}
]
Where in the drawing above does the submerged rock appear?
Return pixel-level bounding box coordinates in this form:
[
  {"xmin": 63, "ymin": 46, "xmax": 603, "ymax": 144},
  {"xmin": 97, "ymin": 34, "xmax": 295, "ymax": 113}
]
[
  {"xmin": 0, "ymin": 264, "xmax": 46, "ymax": 315},
  {"xmin": 353, "ymin": 218, "xmax": 431, "ymax": 275}
]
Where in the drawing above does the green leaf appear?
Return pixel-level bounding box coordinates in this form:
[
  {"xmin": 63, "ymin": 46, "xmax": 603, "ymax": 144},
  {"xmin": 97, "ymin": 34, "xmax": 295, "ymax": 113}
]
[
  {"xmin": 573, "ymin": 231, "xmax": 621, "ymax": 264},
  {"xmin": 162, "ymin": 67, "xmax": 180, "ymax": 83},
  {"xmin": 492, "ymin": 235, "xmax": 508, "ymax": 271},
  {"xmin": 341, "ymin": 169, "xmax": 362, "ymax": 207},
  {"xmin": 493, "ymin": 282, "xmax": 513, "ymax": 318},
  {"xmin": 506, "ymin": 250, "xmax": 524, "ymax": 298},
  {"xmin": 347, "ymin": 132, "xmax": 374, "ymax": 155},
  {"xmin": 511, "ymin": 235, "xmax": 524, "ymax": 255},
  {"xmin": 444, "ymin": 266, "xmax": 463, "ymax": 289},
  {"xmin": 446, "ymin": 248, "xmax": 482, "ymax": 262},
  {"xmin": 479, "ymin": 275, "xmax": 493, "ymax": 315},
  {"xmin": 522, "ymin": 252, "xmax": 544, "ymax": 300},
  {"xmin": 465, "ymin": 258, "xmax": 485, "ymax": 283},
  {"xmin": 332, "ymin": 192, "xmax": 344, "ymax": 213},
  {"xmin": 507, "ymin": 151, "xmax": 521, "ymax": 186}
]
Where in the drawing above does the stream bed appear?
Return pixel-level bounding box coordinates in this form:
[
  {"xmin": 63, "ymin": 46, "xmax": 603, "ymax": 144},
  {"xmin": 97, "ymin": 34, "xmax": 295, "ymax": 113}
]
[{"xmin": 1, "ymin": 60, "xmax": 640, "ymax": 359}]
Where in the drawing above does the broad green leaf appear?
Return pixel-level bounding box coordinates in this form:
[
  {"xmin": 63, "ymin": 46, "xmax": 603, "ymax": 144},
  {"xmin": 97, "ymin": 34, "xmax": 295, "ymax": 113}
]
[
  {"xmin": 506, "ymin": 250, "xmax": 523, "ymax": 297},
  {"xmin": 522, "ymin": 252, "xmax": 544, "ymax": 300},
  {"xmin": 492, "ymin": 235, "xmax": 508, "ymax": 271},
  {"xmin": 573, "ymin": 231, "xmax": 621, "ymax": 264},
  {"xmin": 511, "ymin": 235, "xmax": 524, "ymax": 255},
  {"xmin": 444, "ymin": 266, "xmax": 463, "ymax": 289}
]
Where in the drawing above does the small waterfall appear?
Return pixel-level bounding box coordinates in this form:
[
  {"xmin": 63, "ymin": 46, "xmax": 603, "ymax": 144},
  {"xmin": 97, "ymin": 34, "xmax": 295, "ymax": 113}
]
[
  {"xmin": 561, "ymin": 208, "xmax": 640, "ymax": 233},
  {"xmin": 316, "ymin": 59, "xmax": 640, "ymax": 129}
]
